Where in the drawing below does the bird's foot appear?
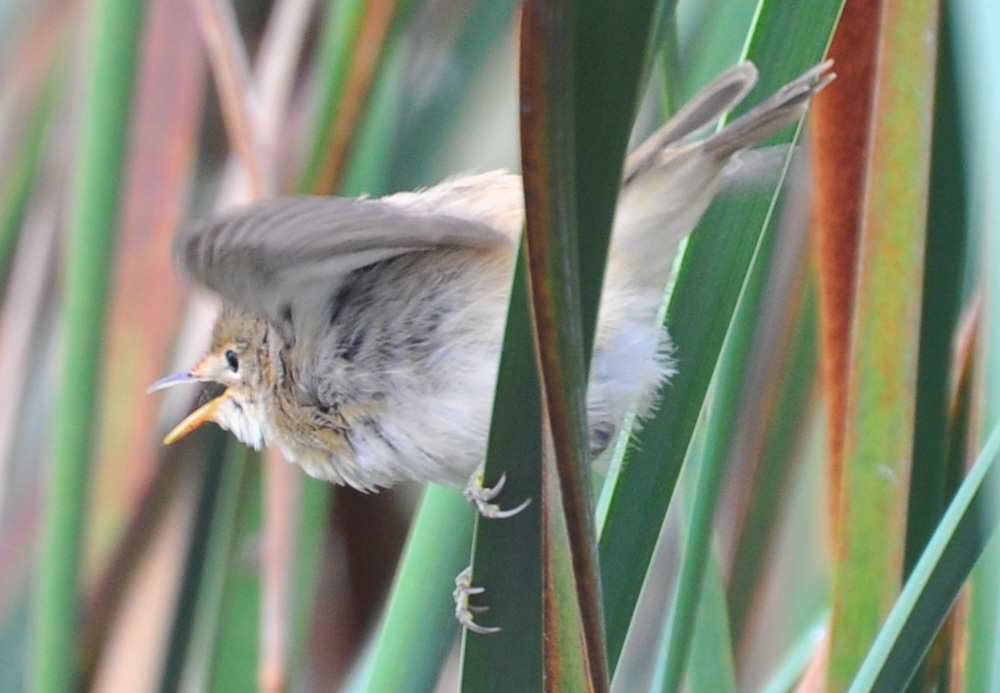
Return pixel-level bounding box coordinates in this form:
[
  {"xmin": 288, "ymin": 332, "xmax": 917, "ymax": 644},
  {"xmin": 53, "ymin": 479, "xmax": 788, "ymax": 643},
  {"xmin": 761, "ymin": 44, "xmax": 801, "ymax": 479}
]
[
  {"xmin": 453, "ymin": 566, "xmax": 500, "ymax": 634},
  {"xmin": 463, "ymin": 468, "xmax": 531, "ymax": 519}
]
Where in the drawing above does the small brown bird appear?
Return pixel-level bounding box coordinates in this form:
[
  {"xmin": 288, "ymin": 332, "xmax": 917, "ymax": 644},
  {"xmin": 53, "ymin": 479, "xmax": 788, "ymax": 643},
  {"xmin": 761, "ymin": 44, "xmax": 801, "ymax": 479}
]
[{"xmin": 151, "ymin": 61, "xmax": 833, "ymax": 505}]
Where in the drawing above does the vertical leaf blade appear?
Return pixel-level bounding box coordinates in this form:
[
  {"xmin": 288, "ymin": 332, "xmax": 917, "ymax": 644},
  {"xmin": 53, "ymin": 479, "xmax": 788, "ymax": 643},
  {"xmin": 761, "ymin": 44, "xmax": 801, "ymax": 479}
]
[
  {"xmin": 828, "ymin": 0, "xmax": 939, "ymax": 686},
  {"xmin": 29, "ymin": 1, "xmax": 145, "ymax": 690},
  {"xmin": 461, "ymin": 247, "xmax": 544, "ymax": 692}
]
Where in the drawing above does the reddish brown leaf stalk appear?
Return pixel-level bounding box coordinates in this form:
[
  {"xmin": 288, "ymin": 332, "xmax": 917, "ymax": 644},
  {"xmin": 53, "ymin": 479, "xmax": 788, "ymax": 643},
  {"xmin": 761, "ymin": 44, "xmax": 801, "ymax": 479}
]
[{"xmin": 809, "ymin": 0, "xmax": 882, "ymax": 534}]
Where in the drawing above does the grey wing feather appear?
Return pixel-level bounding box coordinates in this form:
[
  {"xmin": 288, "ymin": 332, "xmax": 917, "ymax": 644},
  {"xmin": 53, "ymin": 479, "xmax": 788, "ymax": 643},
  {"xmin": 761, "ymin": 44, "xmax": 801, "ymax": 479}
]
[{"xmin": 176, "ymin": 195, "xmax": 510, "ymax": 342}]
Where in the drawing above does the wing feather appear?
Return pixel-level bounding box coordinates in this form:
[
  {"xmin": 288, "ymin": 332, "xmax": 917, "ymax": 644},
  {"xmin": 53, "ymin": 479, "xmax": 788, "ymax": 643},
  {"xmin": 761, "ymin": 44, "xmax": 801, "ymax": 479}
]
[{"xmin": 176, "ymin": 195, "xmax": 511, "ymax": 341}]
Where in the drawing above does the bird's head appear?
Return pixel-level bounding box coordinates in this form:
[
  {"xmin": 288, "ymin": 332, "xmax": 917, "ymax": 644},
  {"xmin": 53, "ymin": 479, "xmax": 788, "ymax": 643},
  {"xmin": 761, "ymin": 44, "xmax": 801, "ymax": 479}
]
[{"xmin": 149, "ymin": 304, "xmax": 271, "ymax": 447}]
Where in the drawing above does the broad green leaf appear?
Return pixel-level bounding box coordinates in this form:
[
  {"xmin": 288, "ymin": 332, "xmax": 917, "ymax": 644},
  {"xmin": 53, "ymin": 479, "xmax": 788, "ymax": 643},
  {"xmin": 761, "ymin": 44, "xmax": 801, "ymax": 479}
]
[
  {"xmin": 598, "ymin": 0, "xmax": 842, "ymax": 671},
  {"xmin": 828, "ymin": 0, "xmax": 939, "ymax": 685},
  {"xmin": 460, "ymin": 246, "xmax": 544, "ymax": 692}
]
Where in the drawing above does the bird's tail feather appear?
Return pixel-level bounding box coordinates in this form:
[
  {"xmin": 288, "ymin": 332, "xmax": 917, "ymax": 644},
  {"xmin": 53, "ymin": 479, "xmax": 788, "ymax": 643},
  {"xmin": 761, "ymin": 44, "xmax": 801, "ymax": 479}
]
[
  {"xmin": 601, "ymin": 59, "xmax": 834, "ymax": 337},
  {"xmin": 704, "ymin": 60, "xmax": 835, "ymax": 159}
]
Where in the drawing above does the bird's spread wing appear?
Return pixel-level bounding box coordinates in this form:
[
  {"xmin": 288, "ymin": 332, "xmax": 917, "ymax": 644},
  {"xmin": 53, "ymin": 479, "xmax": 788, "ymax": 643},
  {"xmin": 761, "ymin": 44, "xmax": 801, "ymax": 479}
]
[{"xmin": 175, "ymin": 195, "xmax": 511, "ymax": 342}]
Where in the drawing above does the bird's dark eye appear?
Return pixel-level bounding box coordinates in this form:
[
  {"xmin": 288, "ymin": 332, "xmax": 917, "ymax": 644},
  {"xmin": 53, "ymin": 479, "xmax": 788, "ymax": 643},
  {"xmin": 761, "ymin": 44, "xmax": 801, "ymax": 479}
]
[{"xmin": 225, "ymin": 349, "xmax": 239, "ymax": 372}]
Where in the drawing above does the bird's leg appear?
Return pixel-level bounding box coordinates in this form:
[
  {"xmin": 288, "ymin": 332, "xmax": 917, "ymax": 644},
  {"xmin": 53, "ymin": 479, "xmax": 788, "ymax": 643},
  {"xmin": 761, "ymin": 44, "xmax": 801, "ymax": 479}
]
[
  {"xmin": 453, "ymin": 566, "xmax": 501, "ymax": 634},
  {"xmin": 463, "ymin": 467, "xmax": 531, "ymax": 519}
]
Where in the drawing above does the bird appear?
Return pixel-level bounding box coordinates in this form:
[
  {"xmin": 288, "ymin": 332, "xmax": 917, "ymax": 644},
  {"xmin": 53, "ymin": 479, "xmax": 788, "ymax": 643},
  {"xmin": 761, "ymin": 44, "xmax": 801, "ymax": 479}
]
[{"xmin": 150, "ymin": 60, "xmax": 833, "ymax": 507}]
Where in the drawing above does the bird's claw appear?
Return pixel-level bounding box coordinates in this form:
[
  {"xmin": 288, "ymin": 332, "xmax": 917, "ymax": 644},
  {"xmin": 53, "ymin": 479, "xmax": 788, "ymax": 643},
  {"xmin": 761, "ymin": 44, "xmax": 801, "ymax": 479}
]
[
  {"xmin": 463, "ymin": 469, "xmax": 531, "ymax": 519},
  {"xmin": 454, "ymin": 468, "xmax": 528, "ymax": 632},
  {"xmin": 454, "ymin": 566, "xmax": 501, "ymax": 634}
]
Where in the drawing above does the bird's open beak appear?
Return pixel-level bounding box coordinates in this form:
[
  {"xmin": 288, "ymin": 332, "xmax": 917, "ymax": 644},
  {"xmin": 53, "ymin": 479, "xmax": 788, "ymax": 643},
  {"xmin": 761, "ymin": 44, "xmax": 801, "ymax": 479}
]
[
  {"xmin": 149, "ymin": 358, "xmax": 229, "ymax": 444},
  {"xmin": 162, "ymin": 390, "xmax": 231, "ymax": 444}
]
